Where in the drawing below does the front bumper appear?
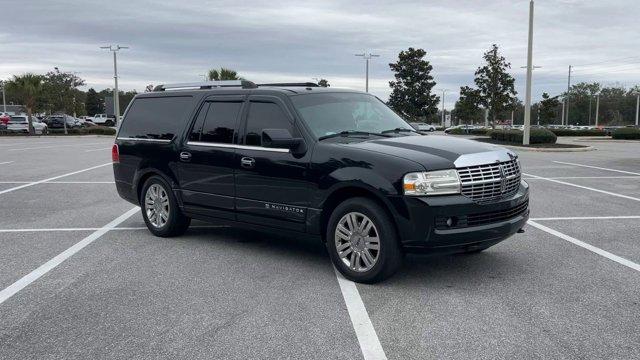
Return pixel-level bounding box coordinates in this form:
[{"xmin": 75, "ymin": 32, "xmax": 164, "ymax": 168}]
[{"xmin": 395, "ymin": 180, "xmax": 529, "ymax": 252}]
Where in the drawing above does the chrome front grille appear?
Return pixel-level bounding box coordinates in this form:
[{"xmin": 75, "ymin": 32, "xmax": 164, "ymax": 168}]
[{"xmin": 457, "ymin": 159, "xmax": 521, "ymax": 202}]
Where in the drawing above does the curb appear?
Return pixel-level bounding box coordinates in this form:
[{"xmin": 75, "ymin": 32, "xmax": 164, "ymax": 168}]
[
  {"xmin": 572, "ymin": 138, "xmax": 640, "ymax": 143},
  {"xmin": 499, "ymin": 144, "xmax": 596, "ymax": 152}
]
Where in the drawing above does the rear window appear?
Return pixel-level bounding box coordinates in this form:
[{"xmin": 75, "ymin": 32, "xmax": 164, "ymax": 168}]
[
  {"xmin": 9, "ymin": 116, "xmax": 27, "ymax": 123},
  {"xmin": 118, "ymin": 96, "xmax": 193, "ymax": 140}
]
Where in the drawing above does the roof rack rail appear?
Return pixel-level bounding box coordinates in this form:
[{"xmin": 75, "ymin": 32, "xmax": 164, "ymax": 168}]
[
  {"xmin": 258, "ymin": 82, "xmax": 319, "ymax": 87},
  {"xmin": 153, "ymin": 80, "xmax": 257, "ymax": 91}
]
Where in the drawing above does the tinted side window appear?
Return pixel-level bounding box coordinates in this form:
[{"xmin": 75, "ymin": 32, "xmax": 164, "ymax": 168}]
[
  {"xmin": 119, "ymin": 96, "xmax": 192, "ymax": 140},
  {"xmin": 189, "ymin": 103, "xmax": 210, "ymax": 142},
  {"xmin": 201, "ymin": 102, "xmax": 242, "ymax": 144},
  {"xmin": 244, "ymin": 102, "xmax": 293, "ymax": 146}
]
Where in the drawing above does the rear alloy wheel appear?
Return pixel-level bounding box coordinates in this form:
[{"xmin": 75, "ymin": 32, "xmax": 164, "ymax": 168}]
[
  {"xmin": 327, "ymin": 197, "xmax": 402, "ymax": 283},
  {"xmin": 141, "ymin": 176, "xmax": 190, "ymax": 237}
]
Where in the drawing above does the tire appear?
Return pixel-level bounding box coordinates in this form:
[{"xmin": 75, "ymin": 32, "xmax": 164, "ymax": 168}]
[
  {"xmin": 462, "ymin": 244, "xmax": 494, "ymax": 254},
  {"xmin": 104, "ymin": 120, "xmax": 114, "ymax": 127},
  {"xmin": 326, "ymin": 197, "xmax": 402, "ymax": 283},
  {"xmin": 140, "ymin": 176, "xmax": 191, "ymax": 237}
]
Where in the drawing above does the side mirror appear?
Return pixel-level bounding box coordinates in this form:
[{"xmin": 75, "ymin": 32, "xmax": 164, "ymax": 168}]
[{"xmin": 262, "ymin": 128, "xmax": 303, "ymax": 150}]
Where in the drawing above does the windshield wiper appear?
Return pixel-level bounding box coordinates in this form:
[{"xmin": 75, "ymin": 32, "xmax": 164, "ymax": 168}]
[
  {"xmin": 381, "ymin": 127, "xmax": 420, "ymax": 134},
  {"xmin": 318, "ymin": 130, "xmax": 391, "ymax": 141}
]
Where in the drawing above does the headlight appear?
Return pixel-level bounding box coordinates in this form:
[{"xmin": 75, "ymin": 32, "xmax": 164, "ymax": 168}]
[{"xmin": 403, "ymin": 169, "xmax": 461, "ymax": 196}]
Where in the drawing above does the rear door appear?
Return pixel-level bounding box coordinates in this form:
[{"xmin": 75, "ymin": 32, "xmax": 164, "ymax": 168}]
[
  {"xmin": 234, "ymin": 96, "xmax": 312, "ymax": 231},
  {"xmin": 177, "ymin": 96, "xmax": 244, "ymax": 220}
]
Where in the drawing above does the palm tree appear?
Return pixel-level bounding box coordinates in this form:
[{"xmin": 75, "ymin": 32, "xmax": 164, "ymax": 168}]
[
  {"xmin": 207, "ymin": 67, "xmax": 241, "ymax": 81},
  {"xmin": 7, "ymin": 74, "xmax": 43, "ymax": 135}
]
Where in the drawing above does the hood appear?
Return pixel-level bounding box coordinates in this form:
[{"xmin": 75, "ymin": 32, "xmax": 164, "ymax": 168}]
[{"xmin": 340, "ymin": 135, "xmax": 516, "ymax": 171}]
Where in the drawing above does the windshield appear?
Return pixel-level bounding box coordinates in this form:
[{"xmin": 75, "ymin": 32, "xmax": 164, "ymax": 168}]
[{"xmin": 291, "ymin": 92, "xmax": 413, "ymax": 138}]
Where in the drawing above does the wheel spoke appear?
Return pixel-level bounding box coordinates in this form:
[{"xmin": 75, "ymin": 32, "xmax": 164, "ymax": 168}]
[
  {"xmin": 365, "ymin": 237, "xmax": 380, "ymax": 250},
  {"xmin": 349, "ymin": 252, "xmax": 359, "ymax": 270},
  {"xmin": 337, "ymin": 242, "xmax": 351, "ymax": 251},
  {"xmin": 336, "ymin": 224, "xmax": 351, "ymax": 240},
  {"xmin": 339, "ymin": 247, "xmax": 352, "ymax": 259},
  {"xmin": 358, "ymin": 217, "xmax": 369, "ymax": 232},
  {"xmin": 361, "ymin": 250, "xmax": 374, "ymax": 268}
]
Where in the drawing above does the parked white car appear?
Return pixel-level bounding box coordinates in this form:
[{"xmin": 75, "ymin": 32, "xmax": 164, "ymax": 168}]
[
  {"xmin": 409, "ymin": 122, "xmax": 436, "ymax": 132},
  {"xmin": 7, "ymin": 115, "xmax": 48, "ymax": 135},
  {"xmin": 87, "ymin": 113, "xmax": 115, "ymax": 126}
]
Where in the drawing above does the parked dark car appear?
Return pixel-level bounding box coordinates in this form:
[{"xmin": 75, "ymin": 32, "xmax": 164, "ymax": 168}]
[
  {"xmin": 113, "ymin": 81, "xmax": 529, "ymax": 283},
  {"xmin": 43, "ymin": 114, "xmax": 78, "ymax": 129}
]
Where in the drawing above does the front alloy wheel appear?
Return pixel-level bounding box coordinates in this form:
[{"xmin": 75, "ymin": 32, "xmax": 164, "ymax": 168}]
[
  {"xmin": 144, "ymin": 184, "xmax": 170, "ymax": 228},
  {"xmin": 327, "ymin": 197, "xmax": 402, "ymax": 283},
  {"xmin": 335, "ymin": 212, "xmax": 380, "ymax": 272}
]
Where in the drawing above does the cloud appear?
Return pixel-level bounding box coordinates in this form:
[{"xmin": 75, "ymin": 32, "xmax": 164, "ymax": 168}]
[{"xmin": 1, "ymin": 0, "xmax": 638, "ymax": 108}]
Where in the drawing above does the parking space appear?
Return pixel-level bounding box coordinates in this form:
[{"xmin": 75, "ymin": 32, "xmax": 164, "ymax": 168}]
[{"xmin": 0, "ymin": 136, "xmax": 639, "ymax": 359}]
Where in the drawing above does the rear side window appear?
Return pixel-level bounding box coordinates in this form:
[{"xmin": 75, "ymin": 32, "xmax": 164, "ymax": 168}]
[
  {"xmin": 200, "ymin": 102, "xmax": 242, "ymax": 144},
  {"xmin": 244, "ymin": 102, "xmax": 294, "ymax": 146},
  {"xmin": 118, "ymin": 96, "xmax": 192, "ymax": 140}
]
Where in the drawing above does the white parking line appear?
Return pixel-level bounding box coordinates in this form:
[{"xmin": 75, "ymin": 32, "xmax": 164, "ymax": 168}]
[
  {"xmin": 0, "ymin": 181, "xmax": 114, "ymax": 184},
  {"xmin": 0, "ymin": 162, "xmax": 112, "ymax": 196},
  {"xmin": 0, "ymin": 207, "xmax": 139, "ymax": 305},
  {"xmin": 0, "ymin": 161, "xmax": 14, "ymax": 165},
  {"xmin": 523, "ymin": 173, "xmax": 640, "ymax": 202},
  {"xmin": 553, "ymin": 161, "xmax": 640, "ymax": 176},
  {"xmin": 0, "ymin": 225, "xmax": 225, "ymax": 233},
  {"xmin": 531, "ymin": 216, "xmax": 640, "ymax": 221},
  {"xmin": 334, "ymin": 268, "xmax": 387, "ymax": 360},
  {"xmin": 524, "ymin": 176, "xmax": 640, "ymax": 180},
  {"xmin": 84, "ymin": 147, "xmax": 111, "ymax": 152},
  {"xmin": 8, "ymin": 142, "xmax": 108, "ymax": 151},
  {"xmin": 528, "ymin": 220, "xmax": 640, "ymax": 273}
]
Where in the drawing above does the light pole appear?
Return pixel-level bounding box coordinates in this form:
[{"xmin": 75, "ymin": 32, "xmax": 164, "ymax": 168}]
[
  {"xmin": 635, "ymin": 93, "xmax": 640, "ymax": 126},
  {"xmin": 564, "ymin": 65, "xmax": 572, "ymax": 125},
  {"xmin": 355, "ymin": 52, "xmax": 379, "ymax": 92},
  {"xmin": 101, "ymin": 45, "xmax": 128, "ymax": 127},
  {"xmin": 0, "ymin": 80, "xmax": 6, "ymax": 114},
  {"xmin": 436, "ymin": 89, "xmax": 448, "ymax": 127},
  {"xmin": 523, "ymin": 0, "xmax": 534, "ymax": 145},
  {"xmin": 595, "ymin": 94, "xmax": 600, "ymax": 127}
]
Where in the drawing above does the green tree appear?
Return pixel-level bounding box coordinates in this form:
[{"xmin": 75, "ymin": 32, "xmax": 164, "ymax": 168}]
[
  {"xmin": 388, "ymin": 47, "xmax": 439, "ymax": 120},
  {"xmin": 85, "ymin": 88, "xmax": 102, "ymax": 115},
  {"xmin": 207, "ymin": 68, "xmax": 240, "ymax": 81},
  {"xmin": 6, "ymin": 74, "xmax": 43, "ymax": 135},
  {"xmin": 317, "ymin": 78, "xmax": 330, "ymax": 87},
  {"xmin": 42, "ymin": 69, "xmax": 85, "ymax": 114},
  {"xmin": 452, "ymin": 86, "xmax": 483, "ymax": 124},
  {"xmin": 474, "ymin": 44, "xmax": 517, "ymax": 126},
  {"xmin": 538, "ymin": 92, "xmax": 561, "ymax": 125}
]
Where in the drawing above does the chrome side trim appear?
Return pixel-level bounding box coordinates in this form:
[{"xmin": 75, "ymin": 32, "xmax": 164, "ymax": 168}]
[
  {"xmin": 186, "ymin": 141, "xmax": 290, "ymax": 153},
  {"xmin": 453, "ymin": 149, "xmax": 516, "ymax": 168},
  {"xmin": 116, "ymin": 137, "xmax": 172, "ymax": 143}
]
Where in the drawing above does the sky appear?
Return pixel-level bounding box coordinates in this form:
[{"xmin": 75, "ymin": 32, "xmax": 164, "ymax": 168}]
[{"xmin": 1, "ymin": 0, "xmax": 639, "ymax": 108}]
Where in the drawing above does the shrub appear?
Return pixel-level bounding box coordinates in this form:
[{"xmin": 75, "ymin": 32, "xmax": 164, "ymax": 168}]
[
  {"xmin": 490, "ymin": 128, "xmax": 557, "ymax": 144},
  {"xmin": 549, "ymin": 129, "xmax": 606, "ymax": 137},
  {"xmin": 49, "ymin": 126, "xmax": 116, "ymax": 135},
  {"xmin": 447, "ymin": 127, "xmax": 489, "ymax": 135},
  {"xmin": 612, "ymin": 127, "xmax": 640, "ymax": 140}
]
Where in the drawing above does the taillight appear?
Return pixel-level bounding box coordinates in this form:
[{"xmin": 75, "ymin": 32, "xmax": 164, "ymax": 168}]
[{"xmin": 112, "ymin": 144, "xmax": 120, "ymax": 163}]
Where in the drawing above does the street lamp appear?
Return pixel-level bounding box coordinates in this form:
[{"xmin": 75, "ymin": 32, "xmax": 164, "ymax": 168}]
[
  {"xmin": 100, "ymin": 45, "xmax": 129, "ymax": 127},
  {"xmin": 523, "ymin": 0, "xmax": 535, "ymax": 145},
  {"xmin": 355, "ymin": 52, "xmax": 379, "ymax": 92},
  {"xmin": 0, "ymin": 80, "xmax": 6, "ymax": 114}
]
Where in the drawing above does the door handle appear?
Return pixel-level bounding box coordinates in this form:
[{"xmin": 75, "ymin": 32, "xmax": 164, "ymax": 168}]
[
  {"xmin": 241, "ymin": 157, "xmax": 255, "ymax": 168},
  {"xmin": 179, "ymin": 151, "xmax": 192, "ymax": 162}
]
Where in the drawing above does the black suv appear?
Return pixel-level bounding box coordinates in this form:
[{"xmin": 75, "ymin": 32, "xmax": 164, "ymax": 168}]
[{"xmin": 113, "ymin": 81, "xmax": 529, "ymax": 283}]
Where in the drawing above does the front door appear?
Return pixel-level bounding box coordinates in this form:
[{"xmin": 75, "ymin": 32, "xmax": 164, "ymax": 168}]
[
  {"xmin": 177, "ymin": 96, "xmax": 244, "ymax": 220},
  {"xmin": 234, "ymin": 96, "xmax": 312, "ymax": 231}
]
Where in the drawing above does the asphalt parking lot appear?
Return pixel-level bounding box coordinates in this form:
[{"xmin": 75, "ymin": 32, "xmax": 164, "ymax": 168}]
[{"xmin": 0, "ymin": 135, "xmax": 638, "ymax": 359}]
